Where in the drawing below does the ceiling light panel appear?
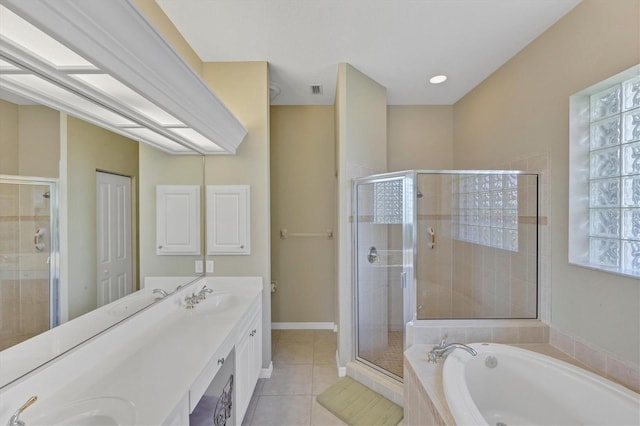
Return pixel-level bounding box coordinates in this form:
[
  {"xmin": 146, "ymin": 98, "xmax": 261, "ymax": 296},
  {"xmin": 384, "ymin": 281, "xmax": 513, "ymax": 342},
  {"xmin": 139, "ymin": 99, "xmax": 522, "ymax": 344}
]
[
  {"xmin": 169, "ymin": 128, "xmax": 225, "ymax": 152},
  {"xmin": 71, "ymin": 74, "xmax": 185, "ymax": 127},
  {"xmin": 1, "ymin": 74, "xmax": 136, "ymax": 127},
  {"xmin": 0, "ymin": 6, "xmax": 95, "ymax": 70},
  {"xmin": 0, "ymin": 0, "xmax": 247, "ymax": 155},
  {"xmin": 0, "ymin": 59, "xmax": 20, "ymax": 71},
  {"xmin": 123, "ymin": 127, "xmax": 193, "ymax": 153}
]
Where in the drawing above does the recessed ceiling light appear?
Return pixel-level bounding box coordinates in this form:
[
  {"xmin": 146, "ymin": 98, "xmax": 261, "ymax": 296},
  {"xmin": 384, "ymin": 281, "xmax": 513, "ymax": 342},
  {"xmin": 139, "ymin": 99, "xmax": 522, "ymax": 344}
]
[{"xmin": 429, "ymin": 75, "xmax": 448, "ymax": 84}]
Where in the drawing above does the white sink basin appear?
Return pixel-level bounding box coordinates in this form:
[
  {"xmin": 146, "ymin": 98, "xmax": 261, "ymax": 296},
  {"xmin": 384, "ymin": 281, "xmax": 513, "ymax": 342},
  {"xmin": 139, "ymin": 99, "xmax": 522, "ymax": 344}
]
[
  {"xmin": 29, "ymin": 396, "xmax": 135, "ymax": 426},
  {"xmin": 195, "ymin": 292, "xmax": 237, "ymax": 315}
]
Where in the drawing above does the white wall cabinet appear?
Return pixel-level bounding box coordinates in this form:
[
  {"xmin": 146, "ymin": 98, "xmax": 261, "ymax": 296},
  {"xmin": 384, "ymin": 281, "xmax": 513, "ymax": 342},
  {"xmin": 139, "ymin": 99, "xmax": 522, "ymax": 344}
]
[
  {"xmin": 235, "ymin": 297, "xmax": 262, "ymax": 422},
  {"xmin": 207, "ymin": 185, "xmax": 250, "ymax": 255},
  {"xmin": 156, "ymin": 185, "xmax": 201, "ymax": 255}
]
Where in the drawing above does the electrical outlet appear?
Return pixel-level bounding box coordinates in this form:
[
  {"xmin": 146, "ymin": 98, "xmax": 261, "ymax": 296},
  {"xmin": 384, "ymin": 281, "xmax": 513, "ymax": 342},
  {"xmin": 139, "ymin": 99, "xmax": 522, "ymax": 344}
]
[
  {"xmin": 206, "ymin": 260, "xmax": 214, "ymax": 273},
  {"xmin": 195, "ymin": 260, "xmax": 203, "ymax": 273}
]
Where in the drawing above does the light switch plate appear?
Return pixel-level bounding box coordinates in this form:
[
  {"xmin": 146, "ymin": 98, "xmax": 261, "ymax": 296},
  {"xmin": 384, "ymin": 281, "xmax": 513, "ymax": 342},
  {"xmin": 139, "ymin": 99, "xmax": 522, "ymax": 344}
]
[
  {"xmin": 195, "ymin": 260, "xmax": 203, "ymax": 273},
  {"xmin": 206, "ymin": 260, "xmax": 214, "ymax": 273}
]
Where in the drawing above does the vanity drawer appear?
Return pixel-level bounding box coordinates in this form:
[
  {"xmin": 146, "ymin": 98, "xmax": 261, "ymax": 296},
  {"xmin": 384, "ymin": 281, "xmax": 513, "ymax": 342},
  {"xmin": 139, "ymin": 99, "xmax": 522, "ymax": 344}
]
[{"xmin": 189, "ymin": 335, "xmax": 234, "ymax": 413}]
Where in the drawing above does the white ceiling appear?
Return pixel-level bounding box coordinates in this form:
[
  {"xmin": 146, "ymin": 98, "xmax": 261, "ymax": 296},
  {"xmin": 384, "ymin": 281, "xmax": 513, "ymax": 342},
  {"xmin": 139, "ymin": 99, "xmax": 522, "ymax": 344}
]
[{"xmin": 156, "ymin": 0, "xmax": 582, "ymax": 106}]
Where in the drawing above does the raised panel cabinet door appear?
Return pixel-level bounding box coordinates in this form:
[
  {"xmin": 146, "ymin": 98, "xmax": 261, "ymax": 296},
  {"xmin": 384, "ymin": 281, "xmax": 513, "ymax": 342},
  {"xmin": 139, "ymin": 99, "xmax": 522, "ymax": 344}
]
[
  {"xmin": 249, "ymin": 315, "xmax": 262, "ymax": 392},
  {"xmin": 235, "ymin": 329, "xmax": 251, "ymax": 422},
  {"xmin": 207, "ymin": 185, "xmax": 250, "ymax": 255},
  {"xmin": 156, "ymin": 185, "xmax": 201, "ymax": 255}
]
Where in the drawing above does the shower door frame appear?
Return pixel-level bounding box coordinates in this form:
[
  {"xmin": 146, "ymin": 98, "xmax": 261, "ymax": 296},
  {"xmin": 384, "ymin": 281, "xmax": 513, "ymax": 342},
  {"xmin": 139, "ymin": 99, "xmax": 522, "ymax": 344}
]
[
  {"xmin": 0, "ymin": 175, "xmax": 60, "ymax": 329},
  {"xmin": 352, "ymin": 171, "xmax": 415, "ymax": 381}
]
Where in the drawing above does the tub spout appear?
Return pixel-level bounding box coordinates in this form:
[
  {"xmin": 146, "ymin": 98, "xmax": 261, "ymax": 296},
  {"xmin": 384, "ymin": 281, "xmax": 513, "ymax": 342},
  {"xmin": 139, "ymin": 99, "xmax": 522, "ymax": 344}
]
[{"xmin": 427, "ymin": 338, "xmax": 477, "ymax": 364}]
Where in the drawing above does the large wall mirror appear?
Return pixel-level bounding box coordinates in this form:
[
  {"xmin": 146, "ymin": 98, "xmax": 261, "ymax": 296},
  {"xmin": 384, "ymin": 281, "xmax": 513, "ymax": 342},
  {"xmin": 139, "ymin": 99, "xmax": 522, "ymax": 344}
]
[
  {"xmin": 0, "ymin": 95, "xmax": 205, "ymax": 387},
  {"xmin": 0, "ymin": 0, "xmax": 247, "ymax": 389}
]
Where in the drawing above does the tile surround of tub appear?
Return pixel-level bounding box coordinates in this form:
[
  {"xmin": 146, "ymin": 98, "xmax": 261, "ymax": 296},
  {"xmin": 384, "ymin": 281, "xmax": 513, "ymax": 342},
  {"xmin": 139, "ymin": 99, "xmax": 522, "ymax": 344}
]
[
  {"xmin": 407, "ymin": 319, "xmax": 549, "ymax": 348},
  {"xmin": 549, "ymin": 327, "xmax": 640, "ymax": 393}
]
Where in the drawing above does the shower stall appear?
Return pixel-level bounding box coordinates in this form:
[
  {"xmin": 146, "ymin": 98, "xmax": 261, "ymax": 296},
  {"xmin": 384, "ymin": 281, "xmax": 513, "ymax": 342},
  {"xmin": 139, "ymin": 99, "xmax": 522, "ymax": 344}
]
[
  {"xmin": 353, "ymin": 170, "xmax": 539, "ymax": 380},
  {"xmin": 0, "ymin": 175, "xmax": 59, "ymax": 351}
]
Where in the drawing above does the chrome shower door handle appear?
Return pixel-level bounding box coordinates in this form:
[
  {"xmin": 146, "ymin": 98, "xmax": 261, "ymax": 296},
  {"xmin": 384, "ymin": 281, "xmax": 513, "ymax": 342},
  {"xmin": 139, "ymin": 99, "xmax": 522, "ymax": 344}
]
[{"xmin": 367, "ymin": 246, "xmax": 378, "ymax": 264}]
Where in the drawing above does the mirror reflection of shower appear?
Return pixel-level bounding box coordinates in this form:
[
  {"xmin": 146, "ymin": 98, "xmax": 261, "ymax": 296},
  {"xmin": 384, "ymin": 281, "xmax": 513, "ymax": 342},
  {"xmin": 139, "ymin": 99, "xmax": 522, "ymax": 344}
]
[{"xmin": 0, "ymin": 176, "xmax": 59, "ymax": 351}]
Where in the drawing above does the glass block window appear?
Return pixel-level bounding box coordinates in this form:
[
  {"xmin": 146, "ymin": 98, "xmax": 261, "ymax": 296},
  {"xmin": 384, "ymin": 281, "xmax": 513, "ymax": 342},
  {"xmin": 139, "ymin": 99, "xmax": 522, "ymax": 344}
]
[
  {"xmin": 589, "ymin": 75, "xmax": 640, "ymax": 271},
  {"xmin": 373, "ymin": 179, "xmax": 403, "ymax": 224},
  {"xmin": 451, "ymin": 174, "xmax": 519, "ymax": 252}
]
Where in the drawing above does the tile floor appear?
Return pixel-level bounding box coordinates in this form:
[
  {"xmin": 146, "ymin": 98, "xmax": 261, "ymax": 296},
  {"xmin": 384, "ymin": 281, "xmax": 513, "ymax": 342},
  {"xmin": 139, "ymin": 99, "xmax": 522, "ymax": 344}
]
[{"xmin": 241, "ymin": 329, "xmax": 347, "ymax": 426}]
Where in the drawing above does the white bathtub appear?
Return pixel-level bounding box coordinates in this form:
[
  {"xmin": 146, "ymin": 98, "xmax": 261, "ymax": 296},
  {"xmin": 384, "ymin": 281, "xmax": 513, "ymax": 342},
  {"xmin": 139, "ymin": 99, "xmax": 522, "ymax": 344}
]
[{"xmin": 443, "ymin": 343, "xmax": 640, "ymax": 426}]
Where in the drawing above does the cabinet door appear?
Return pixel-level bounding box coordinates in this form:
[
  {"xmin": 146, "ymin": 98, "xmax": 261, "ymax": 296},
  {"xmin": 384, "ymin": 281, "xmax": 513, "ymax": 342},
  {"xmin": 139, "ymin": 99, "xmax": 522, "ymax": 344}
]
[
  {"xmin": 235, "ymin": 330, "xmax": 252, "ymax": 422},
  {"xmin": 156, "ymin": 185, "xmax": 201, "ymax": 255},
  {"xmin": 248, "ymin": 314, "xmax": 262, "ymax": 393},
  {"xmin": 235, "ymin": 298, "xmax": 261, "ymax": 422},
  {"xmin": 207, "ymin": 185, "xmax": 250, "ymax": 255}
]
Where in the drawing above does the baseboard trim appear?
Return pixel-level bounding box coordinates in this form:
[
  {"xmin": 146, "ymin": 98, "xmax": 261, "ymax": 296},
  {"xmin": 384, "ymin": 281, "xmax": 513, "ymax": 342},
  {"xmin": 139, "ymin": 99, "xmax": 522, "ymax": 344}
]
[
  {"xmin": 259, "ymin": 361, "xmax": 273, "ymax": 379},
  {"xmin": 271, "ymin": 322, "xmax": 336, "ymax": 330},
  {"xmin": 336, "ymin": 350, "xmax": 346, "ymax": 377}
]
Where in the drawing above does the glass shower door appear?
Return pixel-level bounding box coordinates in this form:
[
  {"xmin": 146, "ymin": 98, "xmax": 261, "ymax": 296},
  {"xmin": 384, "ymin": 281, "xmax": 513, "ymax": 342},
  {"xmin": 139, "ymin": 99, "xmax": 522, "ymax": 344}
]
[
  {"xmin": 0, "ymin": 177, "xmax": 58, "ymax": 350},
  {"xmin": 354, "ymin": 175, "xmax": 410, "ymax": 380}
]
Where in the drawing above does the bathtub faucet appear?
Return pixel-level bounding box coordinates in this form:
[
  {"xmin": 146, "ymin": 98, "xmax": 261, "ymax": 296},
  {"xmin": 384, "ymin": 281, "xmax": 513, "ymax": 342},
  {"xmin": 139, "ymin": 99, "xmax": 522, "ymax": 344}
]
[{"xmin": 427, "ymin": 337, "xmax": 477, "ymax": 364}]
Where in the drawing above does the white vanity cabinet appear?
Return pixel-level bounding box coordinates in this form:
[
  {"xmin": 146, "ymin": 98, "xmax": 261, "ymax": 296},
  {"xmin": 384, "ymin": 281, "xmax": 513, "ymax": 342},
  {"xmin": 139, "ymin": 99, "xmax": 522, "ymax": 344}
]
[
  {"xmin": 189, "ymin": 336, "xmax": 235, "ymax": 414},
  {"xmin": 235, "ymin": 296, "xmax": 262, "ymax": 422},
  {"xmin": 162, "ymin": 394, "xmax": 190, "ymax": 426}
]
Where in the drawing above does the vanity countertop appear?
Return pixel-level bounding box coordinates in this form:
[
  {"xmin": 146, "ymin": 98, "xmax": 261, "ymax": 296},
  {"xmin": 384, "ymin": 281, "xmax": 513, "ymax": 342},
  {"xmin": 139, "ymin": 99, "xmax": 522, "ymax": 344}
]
[{"xmin": 2, "ymin": 277, "xmax": 263, "ymax": 425}]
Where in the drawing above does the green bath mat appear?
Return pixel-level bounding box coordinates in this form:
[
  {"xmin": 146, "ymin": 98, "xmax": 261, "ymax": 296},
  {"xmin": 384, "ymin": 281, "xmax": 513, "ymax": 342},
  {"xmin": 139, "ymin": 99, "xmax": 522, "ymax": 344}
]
[{"xmin": 316, "ymin": 377, "xmax": 403, "ymax": 426}]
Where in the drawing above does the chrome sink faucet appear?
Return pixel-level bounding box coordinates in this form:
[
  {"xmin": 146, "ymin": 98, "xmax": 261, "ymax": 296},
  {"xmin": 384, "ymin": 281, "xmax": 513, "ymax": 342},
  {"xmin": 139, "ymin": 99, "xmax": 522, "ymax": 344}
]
[
  {"xmin": 152, "ymin": 288, "xmax": 169, "ymax": 298},
  {"xmin": 7, "ymin": 395, "xmax": 37, "ymax": 426},
  {"xmin": 185, "ymin": 293, "xmax": 199, "ymax": 309},
  {"xmin": 197, "ymin": 285, "xmax": 213, "ymax": 301},
  {"xmin": 427, "ymin": 336, "xmax": 477, "ymax": 364}
]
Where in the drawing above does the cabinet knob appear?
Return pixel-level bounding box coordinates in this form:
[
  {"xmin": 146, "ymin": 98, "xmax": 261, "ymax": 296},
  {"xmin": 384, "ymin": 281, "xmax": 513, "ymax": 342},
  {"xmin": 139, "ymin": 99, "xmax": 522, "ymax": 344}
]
[
  {"xmin": 158, "ymin": 245, "xmax": 163, "ymax": 249},
  {"xmin": 240, "ymin": 245, "xmax": 244, "ymax": 249},
  {"xmin": 217, "ymin": 357, "xmax": 224, "ymax": 365}
]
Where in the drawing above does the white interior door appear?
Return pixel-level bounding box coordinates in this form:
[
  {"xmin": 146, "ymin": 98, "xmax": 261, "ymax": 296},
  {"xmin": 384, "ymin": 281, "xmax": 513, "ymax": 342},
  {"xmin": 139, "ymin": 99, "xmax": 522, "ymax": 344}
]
[{"xmin": 96, "ymin": 172, "xmax": 132, "ymax": 307}]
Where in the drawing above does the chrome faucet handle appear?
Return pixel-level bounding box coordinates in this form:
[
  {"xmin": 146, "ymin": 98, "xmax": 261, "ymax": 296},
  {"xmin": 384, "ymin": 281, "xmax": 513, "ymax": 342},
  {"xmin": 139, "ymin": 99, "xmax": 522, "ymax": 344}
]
[
  {"xmin": 7, "ymin": 395, "xmax": 37, "ymax": 426},
  {"xmin": 437, "ymin": 335, "xmax": 448, "ymax": 348},
  {"xmin": 152, "ymin": 288, "xmax": 169, "ymax": 298},
  {"xmin": 185, "ymin": 293, "xmax": 198, "ymax": 309},
  {"xmin": 197, "ymin": 285, "xmax": 214, "ymax": 301}
]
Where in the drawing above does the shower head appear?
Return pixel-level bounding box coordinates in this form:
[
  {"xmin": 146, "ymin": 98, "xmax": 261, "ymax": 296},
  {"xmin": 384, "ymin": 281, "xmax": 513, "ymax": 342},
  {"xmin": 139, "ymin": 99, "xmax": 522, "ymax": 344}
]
[
  {"xmin": 42, "ymin": 191, "xmax": 50, "ymax": 199},
  {"xmin": 417, "ymin": 188, "xmax": 423, "ymax": 199}
]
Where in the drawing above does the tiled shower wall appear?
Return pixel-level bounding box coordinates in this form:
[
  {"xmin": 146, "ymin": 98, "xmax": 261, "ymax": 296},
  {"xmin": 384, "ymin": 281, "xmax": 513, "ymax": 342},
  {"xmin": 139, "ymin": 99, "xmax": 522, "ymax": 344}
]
[
  {"xmin": 0, "ymin": 182, "xmax": 51, "ymax": 350},
  {"xmin": 417, "ymin": 170, "xmax": 537, "ymax": 319}
]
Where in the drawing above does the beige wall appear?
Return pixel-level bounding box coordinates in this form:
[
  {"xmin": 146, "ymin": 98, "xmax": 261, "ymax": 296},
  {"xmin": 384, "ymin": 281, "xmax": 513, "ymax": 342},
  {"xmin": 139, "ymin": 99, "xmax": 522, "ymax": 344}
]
[
  {"xmin": 453, "ymin": 0, "xmax": 640, "ymax": 365},
  {"xmin": 202, "ymin": 62, "xmax": 272, "ymax": 368},
  {"xmin": 67, "ymin": 116, "xmax": 139, "ymax": 320},
  {"xmin": 0, "ymin": 100, "xmax": 19, "ymax": 175},
  {"xmin": 18, "ymin": 106, "xmax": 59, "ymax": 178},
  {"xmin": 387, "ymin": 105, "xmax": 454, "ymax": 171},
  {"xmin": 134, "ymin": 0, "xmax": 203, "ymax": 76},
  {"xmin": 336, "ymin": 63, "xmax": 387, "ymax": 366},
  {"xmin": 270, "ymin": 106, "xmax": 336, "ymax": 323},
  {"xmin": 138, "ymin": 143, "xmax": 203, "ymax": 280},
  {"xmin": 0, "ymin": 101, "xmax": 60, "ymax": 178}
]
